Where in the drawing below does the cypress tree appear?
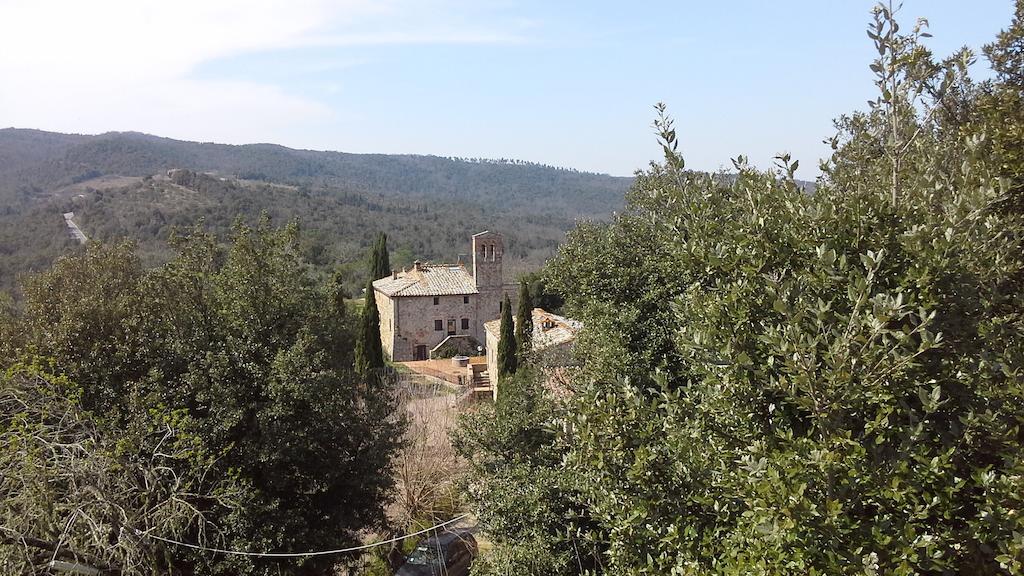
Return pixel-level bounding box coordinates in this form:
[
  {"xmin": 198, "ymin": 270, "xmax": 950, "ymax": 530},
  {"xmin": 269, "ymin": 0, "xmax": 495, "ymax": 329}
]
[
  {"xmin": 497, "ymin": 294, "xmax": 517, "ymax": 379},
  {"xmin": 379, "ymin": 234, "xmax": 390, "ymax": 279},
  {"xmin": 515, "ymin": 279, "xmax": 533, "ymax": 357},
  {"xmin": 355, "ymin": 280, "xmax": 385, "ymax": 374},
  {"xmin": 369, "ymin": 232, "xmax": 390, "ymax": 281}
]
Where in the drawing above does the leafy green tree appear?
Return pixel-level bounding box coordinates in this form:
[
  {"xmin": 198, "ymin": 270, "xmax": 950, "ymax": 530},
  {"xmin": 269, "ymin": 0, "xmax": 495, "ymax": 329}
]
[
  {"xmin": 970, "ymin": 0, "xmax": 1024, "ymax": 214},
  {"xmin": 522, "ymin": 269, "xmax": 565, "ymax": 314},
  {"xmin": 497, "ymin": 294, "xmax": 517, "ymax": 379},
  {"xmin": 516, "ymin": 279, "xmax": 534, "ymax": 356},
  {"xmin": 358, "ymin": 231, "xmax": 389, "ymax": 371},
  {"xmin": 356, "ymin": 278, "xmax": 386, "ymax": 372},
  {"xmin": 9, "ymin": 219, "xmax": 404, "ymax": 576},
  {"xmin": 453, "ymin": 369, "xmax": 601, "ymax": 575},
  {"xmin": 18, "ymin": 241, "xmax": 152, "ymax": 419},
  {"xmin": 547, "ymin": 200, "xmax": 684, "ymax": 382},
  {"xmin": 489, "ymin": 5, "xmax": 1024, "ymax": 575}
]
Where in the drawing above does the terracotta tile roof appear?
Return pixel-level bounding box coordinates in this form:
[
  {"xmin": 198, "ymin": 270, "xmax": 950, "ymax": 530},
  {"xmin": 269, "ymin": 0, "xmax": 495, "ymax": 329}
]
[
  {"xmin": 533, "ymin": 309, "xmax": 582, "ymax": 348},
  {"xmin": 373, "ymin": 263, "xmax": 479, "ymax": 297},
  {"xmin": 484, "ymin": 308, "xmax": 580, "ymax": 350}
]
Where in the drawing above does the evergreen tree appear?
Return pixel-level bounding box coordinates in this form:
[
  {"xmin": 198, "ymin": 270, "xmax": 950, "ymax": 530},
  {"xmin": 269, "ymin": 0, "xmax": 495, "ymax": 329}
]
[
  {"xmin": 515, "ymin": 279, "xmax": 534, "ymax": 356},
  {"xmin": 7, "ymin": 222, "xmax": 404, "ymax": 576},
  {"xmin": 355, "ymin": 279, "xmax": 386, "ymax": 374},
  {"xmin": 369, "ymin": 232, "xmax": 391, "ymax": 281},
  {"xmin": 496, "ymin": 295, "xmax": 517, "ymax": 379}
]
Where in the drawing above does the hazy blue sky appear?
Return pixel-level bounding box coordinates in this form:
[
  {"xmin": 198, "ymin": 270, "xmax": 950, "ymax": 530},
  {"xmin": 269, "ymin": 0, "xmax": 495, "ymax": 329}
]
[{"xmin": 0, "ymin": 1, "xmax": 1015, "ymax": 178}]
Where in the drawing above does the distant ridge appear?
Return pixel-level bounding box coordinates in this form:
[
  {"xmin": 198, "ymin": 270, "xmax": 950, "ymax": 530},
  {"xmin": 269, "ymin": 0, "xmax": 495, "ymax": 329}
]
[
  {"xmin": 0, "ymin": 128, "xmax": 629, "ymax": 213},
  {"xmin": 0, "ymin": 128, "xmax": 633, "ymax": 295}
]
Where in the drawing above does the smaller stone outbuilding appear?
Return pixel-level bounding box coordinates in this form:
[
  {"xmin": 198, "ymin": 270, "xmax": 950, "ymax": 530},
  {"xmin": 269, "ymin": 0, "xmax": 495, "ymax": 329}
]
[{"xmin": 483, "ymin": 308, "xmax": 581, "ymax": 401}]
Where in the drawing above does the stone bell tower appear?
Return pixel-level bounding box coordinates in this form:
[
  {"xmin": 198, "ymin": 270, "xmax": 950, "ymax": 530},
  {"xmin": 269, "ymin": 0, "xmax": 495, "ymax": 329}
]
[
  {"xmin": 472, "ymin": 231, "xmax": 503, "ymax": 289},
  {"xmin": 472, "ymin": 231, "xmax": 506, "ymax": 320}
]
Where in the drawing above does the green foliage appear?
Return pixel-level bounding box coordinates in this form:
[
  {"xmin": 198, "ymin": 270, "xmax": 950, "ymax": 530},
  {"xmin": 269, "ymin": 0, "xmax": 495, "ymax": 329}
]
[
  {"xmin": 473, "ymin": 5, "xmax": 1024, "ymax": 575},
  {"xmin": 0, "ymin": 361, "xmax": 233, "ymax": 576},
  {"xmin": 359, "ymin": 232, "xmax": 389, "ymax": 373},
  {"xmin": 985, "ymin": 0, "xmax": 1024, "ymax": 87},
  {"xmin": 522, "ymin": 269, "xmax": 565, "ymax": 314},
  {"xmin": 497, "ymin": 295, "xmax": 518, "ymax": 379},
  {"xmin": 547, "ymin": 211, "xmax": 683, "ymax": 381},
  {"xmin": 972, "ymin": 0, "xmax": 1024, "ymax": 214},
  {"xmin": 19, "ymin": 241, "xmax": 150, "ymax": 417},
  {"xmin": 0, "ymin": 201, "xmax": 82, "ymax": 297},
  {"xmin": 356, "ymin": 279, "xmax": 387, "ymax": 373},
  {"xmin": 516, "ymin": 279, "xmax": 534, "ymax": 356},
  {"xmin": 7, "ymin": 220, "xmax": 404, "ymax": 576},
  {"xmin": 453, "ymin": 369, "xmax": 601, "ymax": 575},
  {"xmin": 0, "ymin": 292, "xmax": 16, "ymax": 358},
  {"xmin": 370, "ymin": 231, "xmax": 391, "ymax": 281}
]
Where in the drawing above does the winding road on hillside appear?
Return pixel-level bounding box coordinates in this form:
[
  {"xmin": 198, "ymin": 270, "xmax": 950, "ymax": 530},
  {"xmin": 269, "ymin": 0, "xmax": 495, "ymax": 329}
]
[{"xmin": 63, "ymin": 211, "xmax": 88, "ymax": 244}]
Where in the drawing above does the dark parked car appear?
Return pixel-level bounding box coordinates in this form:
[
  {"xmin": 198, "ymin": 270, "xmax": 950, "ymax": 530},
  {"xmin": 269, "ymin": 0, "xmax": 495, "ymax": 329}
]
[{"xmin": 395, "ymin": 530, "xmax": 478, "ymax": 576}]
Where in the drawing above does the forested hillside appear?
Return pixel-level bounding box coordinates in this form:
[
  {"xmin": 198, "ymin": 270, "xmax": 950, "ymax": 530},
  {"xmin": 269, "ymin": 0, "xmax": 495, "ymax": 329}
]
[{"xmin": 0, "ymin": 129, "xmax": 631, "ymax": 294}]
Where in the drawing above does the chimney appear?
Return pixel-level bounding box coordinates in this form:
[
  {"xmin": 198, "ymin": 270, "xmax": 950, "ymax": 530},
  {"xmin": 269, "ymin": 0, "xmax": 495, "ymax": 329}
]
[
  {"xmin": 392, "ymin": 270, "xmax": 398, "ymax": 280},
  {"xmin": 414, "ymin": 260, "xmax": 422, "ymax": 271}
]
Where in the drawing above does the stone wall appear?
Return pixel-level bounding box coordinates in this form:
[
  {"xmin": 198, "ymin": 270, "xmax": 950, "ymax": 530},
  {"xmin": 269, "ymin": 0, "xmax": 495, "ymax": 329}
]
[
  {"xmin": 485, "ymin": 328, "xmax": 499, "ymax": 401},
  {"xmin": 373, "ymin": 289, "xmax": 396, "ymax": 359},
  {"xmin": 388, "ymin": 293, "xmax": 483, "ymax": 361}
]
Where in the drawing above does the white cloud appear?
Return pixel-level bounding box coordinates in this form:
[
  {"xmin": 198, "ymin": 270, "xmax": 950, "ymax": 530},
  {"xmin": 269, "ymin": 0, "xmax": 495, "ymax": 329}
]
[{"xmin": 0, "ymin": 0, "xmax": 523, "ymax": 144}]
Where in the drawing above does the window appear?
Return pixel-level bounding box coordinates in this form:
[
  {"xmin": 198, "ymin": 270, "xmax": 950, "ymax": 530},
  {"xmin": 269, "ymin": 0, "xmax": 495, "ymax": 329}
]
[
  {"xmin": 434, "ymin": 319, "xmax": 443, "ymax": 331},
  {"xmin": 463, "ymin": 295, "xmax": 469, "ymax": 304},
  {"xmin": 433, "ymin": 297, "xmax": 439, "ymax": 305},
  {"xmin": 461, "ymin": 318, "xmax": 469, "ymax": 330}
]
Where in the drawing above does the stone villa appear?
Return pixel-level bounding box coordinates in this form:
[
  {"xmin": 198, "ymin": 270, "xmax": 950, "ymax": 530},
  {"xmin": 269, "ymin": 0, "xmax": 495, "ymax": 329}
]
[{"xmin": 372, "ymin": 231, "xmax": 518, "ymax": 361}]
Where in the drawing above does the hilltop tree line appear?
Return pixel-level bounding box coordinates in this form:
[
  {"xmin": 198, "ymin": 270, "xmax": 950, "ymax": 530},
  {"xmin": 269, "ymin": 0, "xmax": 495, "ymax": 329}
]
[
  {"xmin": 444, "ymin": 156, "xmax": 609, "ymax": 175},
  {"xmin": 458, "ymin": 3, "xmax": 1024, "ymax": 575}
]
